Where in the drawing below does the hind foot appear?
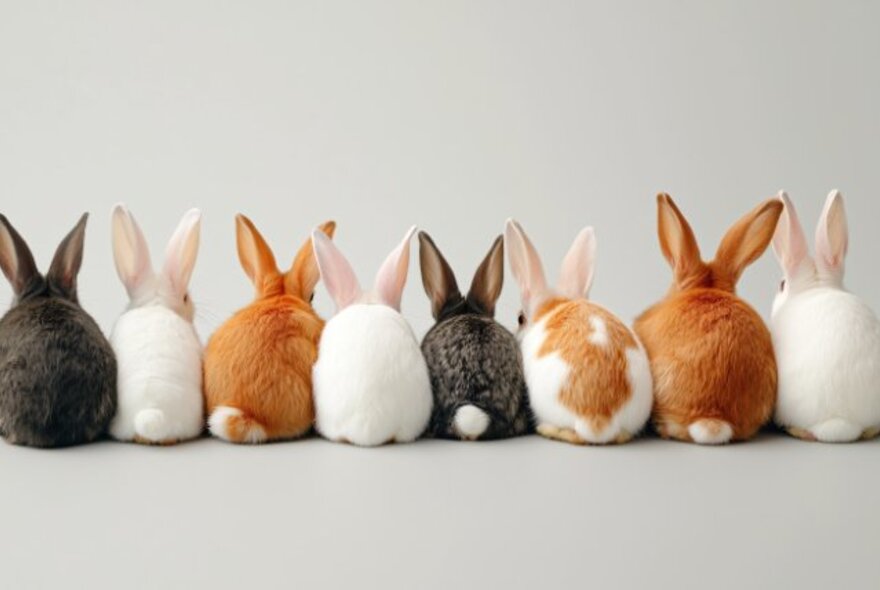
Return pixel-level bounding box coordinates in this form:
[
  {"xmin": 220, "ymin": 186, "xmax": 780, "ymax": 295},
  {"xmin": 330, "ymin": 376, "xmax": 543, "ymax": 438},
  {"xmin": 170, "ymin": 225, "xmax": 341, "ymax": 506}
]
[
  {"xmin": 536, "ymin": 424, "xmax": 585, "ymax": 445},
  {"xmin": 133, "ymin": 435, "xmax": 180, "ymax": 446},
  {"xmin": 614, "ymin": 431, "xmax": 634, "ymax": 444},
  {"xmin": 861, "ymin": 427, "xmax": 880, "ymax": 441},
  {"xmin": 786, "ymin": 427, "xmax": 817, "ymax": 442}
]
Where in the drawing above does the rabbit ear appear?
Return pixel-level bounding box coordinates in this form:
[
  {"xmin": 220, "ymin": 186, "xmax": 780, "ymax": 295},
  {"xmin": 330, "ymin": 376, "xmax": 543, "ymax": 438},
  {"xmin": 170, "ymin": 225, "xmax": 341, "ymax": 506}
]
[
  {"xmin": 312, "ymin": 229, "xmax": 361, "ymax": 311},
  {"xmin": 47, "ymin": 213, "xmax": 88, "ymax": 300},
  {"xmin": 557, "ymin": 227, "xmax": 596, "ymax": 300},
  {"xmin": 111, "ymin": 204, "xmax": 154, "ymax": 298},
  {"xmin": 0, "ymin": 214, "xmax": 39, "ymax": 296},
  {"xmin": 504, "ymin": 219, "xmax": 547, "ymax": 311},
  {"xmin": 715, "ymin": 198, "xmax": 784, "ymax": 286},
  {"xmin": 286, "ymin": 220, "xmax": 336, "ymax": 300},
  {"xmin": 657, "ymin": 193, "xmax": 704, "ymax": 285},
  {"xmin": 815, "ymin": 189, "xmax": 848, "ymax": 278},
  {"xmin": 374, "ymin": 226, "xmax": 416, "ymax": 311},
  {"xmin": 163, "ymin": 208, "xmax": 201, "ymax": 297},
  {"xmin": 418, "ymin": 231, "xmax": 461, "ymax": 319},
  {"xmin": 235, "ymin": 214, "xmax": 280, "ymax": 293},
  {"xmin": 772, "ymin": 191, "xmax": 810, "ymax": 278},
  {"xmin": 467, "ymin": 234, "xmax": 504, "ymax": 316}
]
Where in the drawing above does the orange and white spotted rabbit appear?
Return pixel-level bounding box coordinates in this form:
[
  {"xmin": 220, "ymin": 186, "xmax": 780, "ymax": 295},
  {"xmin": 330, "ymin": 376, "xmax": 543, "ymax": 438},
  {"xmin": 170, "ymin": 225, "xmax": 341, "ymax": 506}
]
[{"xmin": 504, "ymin": 220, "xmax": 653, "ymax": 445}]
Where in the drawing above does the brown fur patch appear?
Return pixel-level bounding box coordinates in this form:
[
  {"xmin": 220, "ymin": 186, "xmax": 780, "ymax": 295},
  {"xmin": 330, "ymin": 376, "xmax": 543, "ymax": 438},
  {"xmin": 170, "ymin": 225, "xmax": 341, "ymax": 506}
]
[
  {"xmin": 635, "ymin": 288, "xmax": 777, "ymax": 442},
  {"xmin": 203, "ymin": 295, "xmax": 323, "ymax": 441},
  {"xmin": 533, "ymin": 298, "xmax": 637, "ymax": 434}
]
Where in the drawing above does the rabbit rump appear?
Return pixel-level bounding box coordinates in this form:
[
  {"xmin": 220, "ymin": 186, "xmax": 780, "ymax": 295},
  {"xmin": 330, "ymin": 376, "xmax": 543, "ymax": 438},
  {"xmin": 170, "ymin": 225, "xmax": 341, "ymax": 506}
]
[
  {"xmin": 0, "ymin": 214, "xmax": 116, "ymax": 447},
  {"xmin": 418, "ymin": 232, "xmax": 531, "ymax": 440},
  {"xmin": 635, "ymin": 194, "xmax": 782, "ymax": 444},
  {"xmin": 108, "ymin": 204, "xmax": 204, "ymax": 445},
  {"xmin": 203, "ymin": 216, "xmax": 335, "ymax": 444},
  {"xmin": 312, "ymin": 226, "xmax": 432, "ymax": 446},
  {"xmin": 505, "ymin": 220, "xmax": 652, "ymax": 445},
  {"xmin": 771, "ymin": 190, "xmax": 880, "ymax": 442}
]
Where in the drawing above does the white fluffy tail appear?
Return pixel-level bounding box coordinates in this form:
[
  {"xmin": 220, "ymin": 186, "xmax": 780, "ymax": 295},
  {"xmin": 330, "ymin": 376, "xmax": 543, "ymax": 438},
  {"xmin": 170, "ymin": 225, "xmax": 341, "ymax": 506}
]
[
  {"xmin": 453, "ymin": 405, "xmax": 489, "ymax": 440},
  {"xmin": 810, "ymin": 418, "xmax": 862, "ymax": 443},
  {"xmin": 134, "ymin": 409, "xmax": 169, "ymax": 442},
  {"xmin": 688, "ymin": 419, "xmax": 733, "ymax": 445},
  {"xmin": 208, "ymin": 406, "xmax": 267, "ymax": 444}
]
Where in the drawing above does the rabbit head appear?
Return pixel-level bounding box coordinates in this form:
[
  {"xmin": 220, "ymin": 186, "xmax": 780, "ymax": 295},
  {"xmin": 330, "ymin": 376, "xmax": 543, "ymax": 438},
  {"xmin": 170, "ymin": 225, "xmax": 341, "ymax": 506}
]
[
  {"xmin": 772, "ymin": 190, "xmax": 849, "ymax": 314},
  {"xmin": 312, "ymin": 225, "xmax": 417, "ymax": 313},
  {"xmin": 504, "ymin": 219, "xmax": 597, "ymax": 329},
  {"xmin": 235, "ymin": 214, "xmax": 336, "ymax": 306},
  {"xmin": 654, "ymin": 193, "xmax": 783, "ymax": 297},
  {"xmin": 112, "ymin": 204, "xmax": 202, "ymax": 321},
  {"xmin": 0, "ymin": 213, "xmax": 89, "ymax": 305},
  {"xmin": 418, "ymin": 231, "xmax": 504, "ymax": 322}
]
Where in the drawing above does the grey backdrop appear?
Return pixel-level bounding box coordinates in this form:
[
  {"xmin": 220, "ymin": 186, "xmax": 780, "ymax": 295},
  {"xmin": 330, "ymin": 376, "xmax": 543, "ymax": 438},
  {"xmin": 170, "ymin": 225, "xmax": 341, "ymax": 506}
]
[{"xmin": 0, "ymin": 2, "xmax": 878, "ymax": 589}]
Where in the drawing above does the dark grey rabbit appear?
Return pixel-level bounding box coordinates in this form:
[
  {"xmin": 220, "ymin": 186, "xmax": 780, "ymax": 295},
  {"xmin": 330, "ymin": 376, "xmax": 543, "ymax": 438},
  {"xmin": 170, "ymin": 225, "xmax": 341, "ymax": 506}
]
[
  {"xmin": 418, "ymin": 232, "xmax": 531, "ymax": 440},
  {"xmin": 0, "ymin": 214, "xmax": 116, "ymax": 448}
]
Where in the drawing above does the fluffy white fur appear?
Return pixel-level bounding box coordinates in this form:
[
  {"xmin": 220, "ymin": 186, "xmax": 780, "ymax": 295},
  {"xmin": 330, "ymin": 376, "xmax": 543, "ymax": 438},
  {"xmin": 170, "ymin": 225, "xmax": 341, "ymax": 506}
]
[
  {"xmin": 313, "ymin": 304, "xmax": 432, "ymax": 446},
  {"xmin": 453, "ymin": 404, "xmax": 490, "ymax": 440},
  {"xmin": 688, "ymin": 419, "xmax": 733, "ymax": 445},
  {"xmin": 208, "ymin": 406, "xmax": 266, "ymax": 444},
  {"xmin": 108, "ymin": 205, "xmax": 204, "ymax": 444},
  {"xmin": 311, "ymin": 226, "xmax": 432, "ymax": 447},
  {"xmin": 771, "ymin": 191, "xmax": 880, "ymax": 442}
]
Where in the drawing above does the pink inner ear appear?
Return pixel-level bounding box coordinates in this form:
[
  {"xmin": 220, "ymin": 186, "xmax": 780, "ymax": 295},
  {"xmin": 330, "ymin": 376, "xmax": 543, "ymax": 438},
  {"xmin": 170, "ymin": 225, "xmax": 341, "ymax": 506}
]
[
  {"xmin": 504, "ymin": 220, "xmax": 547, "ymax": 312},
  {"xmin": 112, "ymin": 205, "xmax": 154, "ymax": 298},
  {"xmin": 374, "ymin": 226, "xmax": 416, "ymax": 311},
  {"xmin": 557, "ymin": 227, "xmax": 596, "ymax": 299},
  {"xmin": 163, "ymin": 209, "xmax": 201, "ymax": 295},
  {"xmin": 772, "ymin": 192, "xmax": 809, "ymax": 277},
  {"xmin": 312, "ymin": 230, "xmax": 361, "ymax": 311},
  {"xmin": 815, "ymin": 190, "xmax": 848, "ymax": 275}
]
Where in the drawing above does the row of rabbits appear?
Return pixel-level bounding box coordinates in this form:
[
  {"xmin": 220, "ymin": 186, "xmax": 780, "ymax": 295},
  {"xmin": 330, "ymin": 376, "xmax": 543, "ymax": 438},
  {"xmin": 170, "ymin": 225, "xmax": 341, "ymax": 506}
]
[{"xmin": 0, "ymin": 190, "xmax": 877, "ymax": 448}]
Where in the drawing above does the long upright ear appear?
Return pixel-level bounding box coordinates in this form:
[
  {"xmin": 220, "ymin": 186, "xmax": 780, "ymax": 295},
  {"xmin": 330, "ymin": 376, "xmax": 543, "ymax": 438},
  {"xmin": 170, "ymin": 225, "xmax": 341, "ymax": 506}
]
[
  {"xmin": 557, "ymin": 227, "xmax": 596, "ymax": 299},
  {"xmin": 374, "ymin": 226, "xmax": 416, "ymax": 311},
  {"xmin": 418, "ymin": 231, "xmax": 461, "ymax": 319},
  {"xmin": 0, "ymin": 214, "xmax": 39, "ymax": 296},
  {"xmin": 657, "ymin": 193, "xmax": 703, "ymax": 284},
  {"xmin": 111, "ymin": 204, "xmax": 154, "ymax": 298},
  {"xmin": 714, "ymin": 199, "xmax": 784, "ymax": 285},
  {"xmin": 312, "ymin": 229, "xmax": 361, "ymax": 311},
  {"xmin": 467, "ymin": 235, "xmax": 504, "ymax": 316},
  {"xmin": 47, "ymin": 213, "xmax": 89, "ymax": 299},
  {"xmin": 235, "ymin": 214, "xmax": 280, "ymax": 292},
  {"xmin": 772, "ymin": 191, "xmax": 809, "ymax": 278},
  {"xmin": 504, "ymin": 219, "xmax": 547, "ymax": 310},
  {"xmin": 815, "ymin": 189, "xmax": 848, "ymax": 278},
  {"xmin": 163, "ymin": 208, "xmax": 201, "ymax": 297},
  {"xmin": 286, "ymin": 220, "xmax": 336, "ymax": 300}
]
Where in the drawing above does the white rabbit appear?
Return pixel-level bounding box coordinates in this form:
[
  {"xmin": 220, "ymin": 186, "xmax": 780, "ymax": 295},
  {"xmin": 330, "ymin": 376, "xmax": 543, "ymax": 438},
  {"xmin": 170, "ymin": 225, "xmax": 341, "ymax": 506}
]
[
  {"xmin": 108, "ymin": 204, "xmax": 204, "ymax": 444},
  {"xmin": 771, "ymin": 190, "xmax": 880, "ymax": 442},
  {"xmin": 505, "ymin": 219, "xmax": 653, "ymax": 445},
  {"xmin": 311, "ymin": 226, "xmax": 432, "ymax": 446}
]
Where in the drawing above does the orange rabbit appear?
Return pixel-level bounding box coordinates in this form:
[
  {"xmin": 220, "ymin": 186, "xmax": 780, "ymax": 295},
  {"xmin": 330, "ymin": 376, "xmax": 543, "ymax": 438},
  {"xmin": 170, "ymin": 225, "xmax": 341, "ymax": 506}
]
[
  {"xmin": 203, "ymin": 216, "xmax": 335, "ymax": 443},
  {"xmin": 634, "ymin": 194, "xmax": 782, "ymax": 444}
]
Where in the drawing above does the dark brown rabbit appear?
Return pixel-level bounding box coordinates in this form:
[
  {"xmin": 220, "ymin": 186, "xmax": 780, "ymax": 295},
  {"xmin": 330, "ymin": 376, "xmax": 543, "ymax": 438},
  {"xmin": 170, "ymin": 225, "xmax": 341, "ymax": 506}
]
[
  {"xmin": 0, "ymin": 214, "xmax": 116, "ymax": 448},
  {"xmin": 418, "ymin": 232, "xmax": 531, "ymax": 440}
]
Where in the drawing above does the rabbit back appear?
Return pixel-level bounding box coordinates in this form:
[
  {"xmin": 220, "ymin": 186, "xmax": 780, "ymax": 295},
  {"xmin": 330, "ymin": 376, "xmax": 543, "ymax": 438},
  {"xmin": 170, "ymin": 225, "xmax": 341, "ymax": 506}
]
[
  {"xmin": 109, "ymin": 305, "xmax": 204, "ymax": 443},
  {"xmin": 314, "ymin": 304, "xmax": 432, "ymax": 446},
  {"xmin": 204, "ymin": 296, "xmax": 323, "ymax": 443},
  {"xmin": 635, "ymin": 288, "xmax": 777, "ymax": 442},
  {"xmin": 772, "ymin": 288, "xmax": 880, "ymax": 441},
  {"xmin": 422, "ymin": 314, "xmax": 530, "ymax": 440},
  {"xmin": 0, "ymin": 298, "xmax": 116, "ymax": 447},
  {"xmin": 523, "ymin": 298, "xmax": 652, "ymax": 444}
]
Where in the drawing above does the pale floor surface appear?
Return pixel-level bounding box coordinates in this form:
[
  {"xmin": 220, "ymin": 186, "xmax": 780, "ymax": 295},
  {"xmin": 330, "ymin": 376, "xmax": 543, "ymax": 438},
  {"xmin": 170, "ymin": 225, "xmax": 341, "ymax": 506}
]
[{"xmin": 0, "ymin": 433, "xmax": 876, "ymax": 590}]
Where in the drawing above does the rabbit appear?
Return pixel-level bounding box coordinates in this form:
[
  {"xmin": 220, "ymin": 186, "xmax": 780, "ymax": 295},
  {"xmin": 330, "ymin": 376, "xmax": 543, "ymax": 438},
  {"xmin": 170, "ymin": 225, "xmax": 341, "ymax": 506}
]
[
  {"xmin": 203, "ymin": 216, "xmax": 336, "ymax": 444},
  {"xmin": 108, "ymin": 204, "xmax": 204, "ymax": 445},
  {"xmin": 0, "ymin": 213, "xmax": 116, "ymax": 447},
  {"xmin": 770, "ymin": 190, "xmax": 880, "ymax": 442},
  {"xmin": 311, "ymin": 226, "xmax": 432, "ymax": 447},
  {"xmin": 634, "ymin": 194, "xmax": 783, "ymax": 444},
  {"xmin": 504, "ymin": 219, "xmax": 652, "ymax": 445},
  {"xmin": 418, "ymin": 231, "xmax": 531, "ymax": 440}
]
